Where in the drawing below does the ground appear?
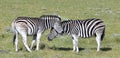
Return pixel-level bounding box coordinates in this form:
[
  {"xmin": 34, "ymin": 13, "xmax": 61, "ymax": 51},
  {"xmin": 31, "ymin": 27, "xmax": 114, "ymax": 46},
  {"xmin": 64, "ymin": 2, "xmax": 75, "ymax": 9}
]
[{"xmin": 0, "ymin": 0, "xmax": 120, "ymax": 58}]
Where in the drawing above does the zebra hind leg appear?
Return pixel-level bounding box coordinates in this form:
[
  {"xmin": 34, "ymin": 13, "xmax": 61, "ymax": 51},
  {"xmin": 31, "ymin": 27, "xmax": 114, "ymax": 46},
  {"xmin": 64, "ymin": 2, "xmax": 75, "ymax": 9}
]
[
  {"xmin": 20, "ymin": 32, "xmax": 32, "ymax": 52},
  {"xmin": 95, "ymin": 31, "xmax": 103, "ymax": 51}
]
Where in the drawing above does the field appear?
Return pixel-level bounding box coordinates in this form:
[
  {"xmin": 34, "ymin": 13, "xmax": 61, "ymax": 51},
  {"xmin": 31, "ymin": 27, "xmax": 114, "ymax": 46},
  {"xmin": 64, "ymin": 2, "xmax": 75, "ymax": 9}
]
[{"xmin": 0, "ymin": 0, "xmax": 120, "ymax": 58}]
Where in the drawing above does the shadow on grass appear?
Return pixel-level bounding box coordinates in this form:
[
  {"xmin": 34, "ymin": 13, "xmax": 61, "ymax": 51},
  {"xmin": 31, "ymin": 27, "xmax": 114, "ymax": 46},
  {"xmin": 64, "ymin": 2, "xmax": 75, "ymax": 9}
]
[
  {"xmin": 18, "ymin": 48, "xmax": 23, "ymax": 51},
  {"xmin": 101, "ymin": 47, "xmax": 112, "ymax": 51},
  {"xmin": 18, "ymin": 43, "xmax": 47, "ymax": 52},
  {"xmin": 91, "ymin": 47, "xmax": 112, "ymax": 51},
  {"xmin": 18, "ymin": 45, "xmax": 112, "ymax": 52},
  {"xmin": 49, "ymin": 47, "xmax": 85, "ymax": 51},
  {"xmin": 31, "ymin": 45, "xmax": 46, "ymax": 50}
]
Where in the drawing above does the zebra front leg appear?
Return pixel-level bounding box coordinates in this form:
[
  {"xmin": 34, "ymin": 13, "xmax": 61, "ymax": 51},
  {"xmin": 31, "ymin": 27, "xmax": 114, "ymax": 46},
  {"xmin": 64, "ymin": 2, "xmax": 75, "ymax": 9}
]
[
  {"xmin": 75, "ymin": 37, "xmax": 79, "ymax": 53},
  {"xmin": 72, "ymin": 34, "xmax": 79, "ymax": 53},
  {"xmin": 72, "ymin": 39, "xmax": 76, "ymax": 52},
  {"xmin": 36, "ymin": 32, "xmax": 42, "ymax": 51},
  {"xmin": 21, "ymin": 34, "xmax": 32, "ymax": 52},
  {"xmin": 30, "ymin": 34, "xmax": 37, "ymax": 49}
]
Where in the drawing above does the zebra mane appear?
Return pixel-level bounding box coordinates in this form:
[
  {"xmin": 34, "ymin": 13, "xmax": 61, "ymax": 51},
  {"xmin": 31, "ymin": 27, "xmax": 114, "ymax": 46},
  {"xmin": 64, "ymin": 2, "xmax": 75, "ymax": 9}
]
[
  {"xmin": 40, "ymin": 15, "xmax": 61, "ymax": 21},
  {"xmin": 61, "ymin": 19, "xmax": 80, "ymax": 24},
  {"xmin": 62, "ymin": 18, "xmax": 101, "ymax": 23},
  {"xmin": 16, "ymin": 17, "xmax": 40, "ymax": 21}
]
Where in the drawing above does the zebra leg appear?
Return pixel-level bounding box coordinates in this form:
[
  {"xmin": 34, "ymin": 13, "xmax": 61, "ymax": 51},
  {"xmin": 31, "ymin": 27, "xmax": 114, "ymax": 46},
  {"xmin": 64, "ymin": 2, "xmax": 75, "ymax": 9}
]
[
  {"xmin": 14, "ymin": 34, "xmax": 18, "ymax": 52},
  {"xmin": 36, "ymin": 32, "xmax": 42, "ymax": 51},
  {"xmin": 96, "ymin": 32, "xmax": 102, "ymax": 51},
  {"xmin": 72, "ymin": 39, "xmax": 75, "ymax": 52},
  {"xmin": 21, "ymin": 33, "xmax": 32, "ymax": 52},
  {"xmin": 15, "ymin": 25, "xmax": 31, "ymax": 52},
  {"xmin": 72, "ymin": 34, "xmax": 79, "ymax": 52},
  {"xmin": 72, "ymin": 39, "xmax": 76, "ymax": 52},
  {"xmin": 30, "ymin": 34, "xmax": 37, "ymax": 49}
]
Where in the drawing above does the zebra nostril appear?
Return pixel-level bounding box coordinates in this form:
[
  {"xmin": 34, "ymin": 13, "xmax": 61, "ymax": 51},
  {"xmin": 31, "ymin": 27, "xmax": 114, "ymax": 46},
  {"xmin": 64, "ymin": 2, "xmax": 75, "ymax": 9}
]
[{"xmin": 48, "ymin": 37, "xmax": 52, "ymax": 41}]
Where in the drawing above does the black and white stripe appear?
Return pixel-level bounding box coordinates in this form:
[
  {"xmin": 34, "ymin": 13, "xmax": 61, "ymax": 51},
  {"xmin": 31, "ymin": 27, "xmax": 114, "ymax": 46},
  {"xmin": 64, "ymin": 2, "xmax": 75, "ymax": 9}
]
[
  {"xmin": 48, "ymin": 18, "xmax": 105, "ymax": 52},
  {"xmin": 12, "ymin": 15, "xmax": 63, "ymax": 52}
]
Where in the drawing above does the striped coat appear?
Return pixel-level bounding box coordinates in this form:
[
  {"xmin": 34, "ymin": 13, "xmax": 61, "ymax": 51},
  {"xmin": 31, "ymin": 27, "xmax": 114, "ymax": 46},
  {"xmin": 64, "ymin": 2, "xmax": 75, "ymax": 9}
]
[
  {"xmin": 12, "ymin": 15, "xmax": 63, "ymax": 52},
  {"xmin": 48, "ymin": 18, "xmax": 105, "ymax": 52}
]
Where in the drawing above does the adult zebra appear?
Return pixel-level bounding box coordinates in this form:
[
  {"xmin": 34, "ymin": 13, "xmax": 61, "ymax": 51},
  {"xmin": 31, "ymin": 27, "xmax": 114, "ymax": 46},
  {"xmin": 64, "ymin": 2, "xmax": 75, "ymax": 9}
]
[
  {"xmin": 12, "ymin": 15, "xmax": 63, "ymax": 52},
  {"xmin": 48, "ymin": 18, "xmax": 105, "ymax": 52}
]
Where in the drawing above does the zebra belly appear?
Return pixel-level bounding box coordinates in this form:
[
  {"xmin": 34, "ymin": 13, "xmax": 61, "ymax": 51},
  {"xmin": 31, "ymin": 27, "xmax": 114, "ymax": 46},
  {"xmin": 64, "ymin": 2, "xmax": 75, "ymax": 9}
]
[{"xmin": 79, "ymin": 31, "xmax": 94, "ymax": 38}]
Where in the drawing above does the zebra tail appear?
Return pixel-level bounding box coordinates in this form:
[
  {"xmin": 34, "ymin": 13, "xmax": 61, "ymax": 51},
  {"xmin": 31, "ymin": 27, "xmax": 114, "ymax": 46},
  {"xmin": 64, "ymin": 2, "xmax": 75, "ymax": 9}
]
[
  {"xmin": 101, "ymin": 28, "xmax": 105, "ymax": 41},
  {"xmin": 13, "ymin": 34, "xmax": 16, "ymax": 45}
]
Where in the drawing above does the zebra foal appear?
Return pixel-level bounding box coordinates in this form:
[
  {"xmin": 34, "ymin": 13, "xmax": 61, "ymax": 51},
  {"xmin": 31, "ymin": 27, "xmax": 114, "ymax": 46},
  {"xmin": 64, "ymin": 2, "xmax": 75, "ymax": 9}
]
[
  {"xmin": 48, "ymin": 18, "xmax": 105, "ymax": 52},
  {"xmin": 12, "ymin": 15, "xmax": 63, "ymax": 52}
]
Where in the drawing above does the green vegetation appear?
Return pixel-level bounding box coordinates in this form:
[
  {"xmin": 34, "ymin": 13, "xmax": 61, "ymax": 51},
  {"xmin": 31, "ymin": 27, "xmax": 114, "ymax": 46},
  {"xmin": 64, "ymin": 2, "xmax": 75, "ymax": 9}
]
[{"xmin": 0, "ymin": 0, "xmax": 120, "ymax": 58}]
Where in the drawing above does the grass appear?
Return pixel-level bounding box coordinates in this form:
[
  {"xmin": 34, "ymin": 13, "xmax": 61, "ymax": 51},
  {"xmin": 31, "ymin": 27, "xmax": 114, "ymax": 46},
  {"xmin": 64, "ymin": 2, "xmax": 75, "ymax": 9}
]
[{"xmin": 0, "ymin": 0, "xmax": 120, "ymax": 58}]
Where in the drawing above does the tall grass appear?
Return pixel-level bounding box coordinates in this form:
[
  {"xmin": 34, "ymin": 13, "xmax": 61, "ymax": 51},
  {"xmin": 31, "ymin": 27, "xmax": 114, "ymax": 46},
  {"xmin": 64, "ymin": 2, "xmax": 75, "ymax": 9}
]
[{"xmin": 0, "ymin": 0, "xmax": 120, "ymax": 58}]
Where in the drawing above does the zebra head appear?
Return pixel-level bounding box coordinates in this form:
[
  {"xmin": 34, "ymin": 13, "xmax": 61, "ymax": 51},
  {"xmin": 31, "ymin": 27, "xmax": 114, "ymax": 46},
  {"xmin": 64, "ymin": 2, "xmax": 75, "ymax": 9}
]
[
  {"xmin": 40, "ymin": 15, "xmax": 63, "ymax": 34},
  {"xmin": 48, "ymin": 28, "xmax": 59, "ymax": 41},
  {"xmin": 53, "ymin": 20, "xmax": 63, "ymax": 33}
]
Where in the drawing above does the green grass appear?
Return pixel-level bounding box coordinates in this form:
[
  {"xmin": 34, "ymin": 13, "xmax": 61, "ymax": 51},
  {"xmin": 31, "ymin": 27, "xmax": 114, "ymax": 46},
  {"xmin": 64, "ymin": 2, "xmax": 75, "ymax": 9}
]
[{"xmin": 0, "ymin": 0, "xmax": 120, "ymax": 58}]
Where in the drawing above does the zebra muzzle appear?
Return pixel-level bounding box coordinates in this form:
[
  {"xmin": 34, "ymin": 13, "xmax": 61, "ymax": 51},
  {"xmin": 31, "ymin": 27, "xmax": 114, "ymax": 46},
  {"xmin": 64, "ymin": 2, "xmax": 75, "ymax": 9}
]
[{"xmin": 48, "ymin": 37, "xmax": 53, "ymax": 41}]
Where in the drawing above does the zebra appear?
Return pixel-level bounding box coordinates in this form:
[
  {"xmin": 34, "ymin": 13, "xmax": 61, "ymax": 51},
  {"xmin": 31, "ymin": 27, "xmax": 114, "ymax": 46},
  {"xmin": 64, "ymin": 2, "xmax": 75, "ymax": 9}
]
[
  {"xmin": 12, "ymin": 15, "xmax": 63, "ymax": 52},
  {"xmin": 48, "ymin": 18, "xmax": 105, "ymax": 52}
]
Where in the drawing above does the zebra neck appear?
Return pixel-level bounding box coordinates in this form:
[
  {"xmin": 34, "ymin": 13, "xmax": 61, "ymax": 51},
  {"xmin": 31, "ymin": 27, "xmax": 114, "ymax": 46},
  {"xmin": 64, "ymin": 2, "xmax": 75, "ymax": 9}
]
[{"xmin": 44, "ymin": 21, "xmax": 53, "ymax": 29}]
